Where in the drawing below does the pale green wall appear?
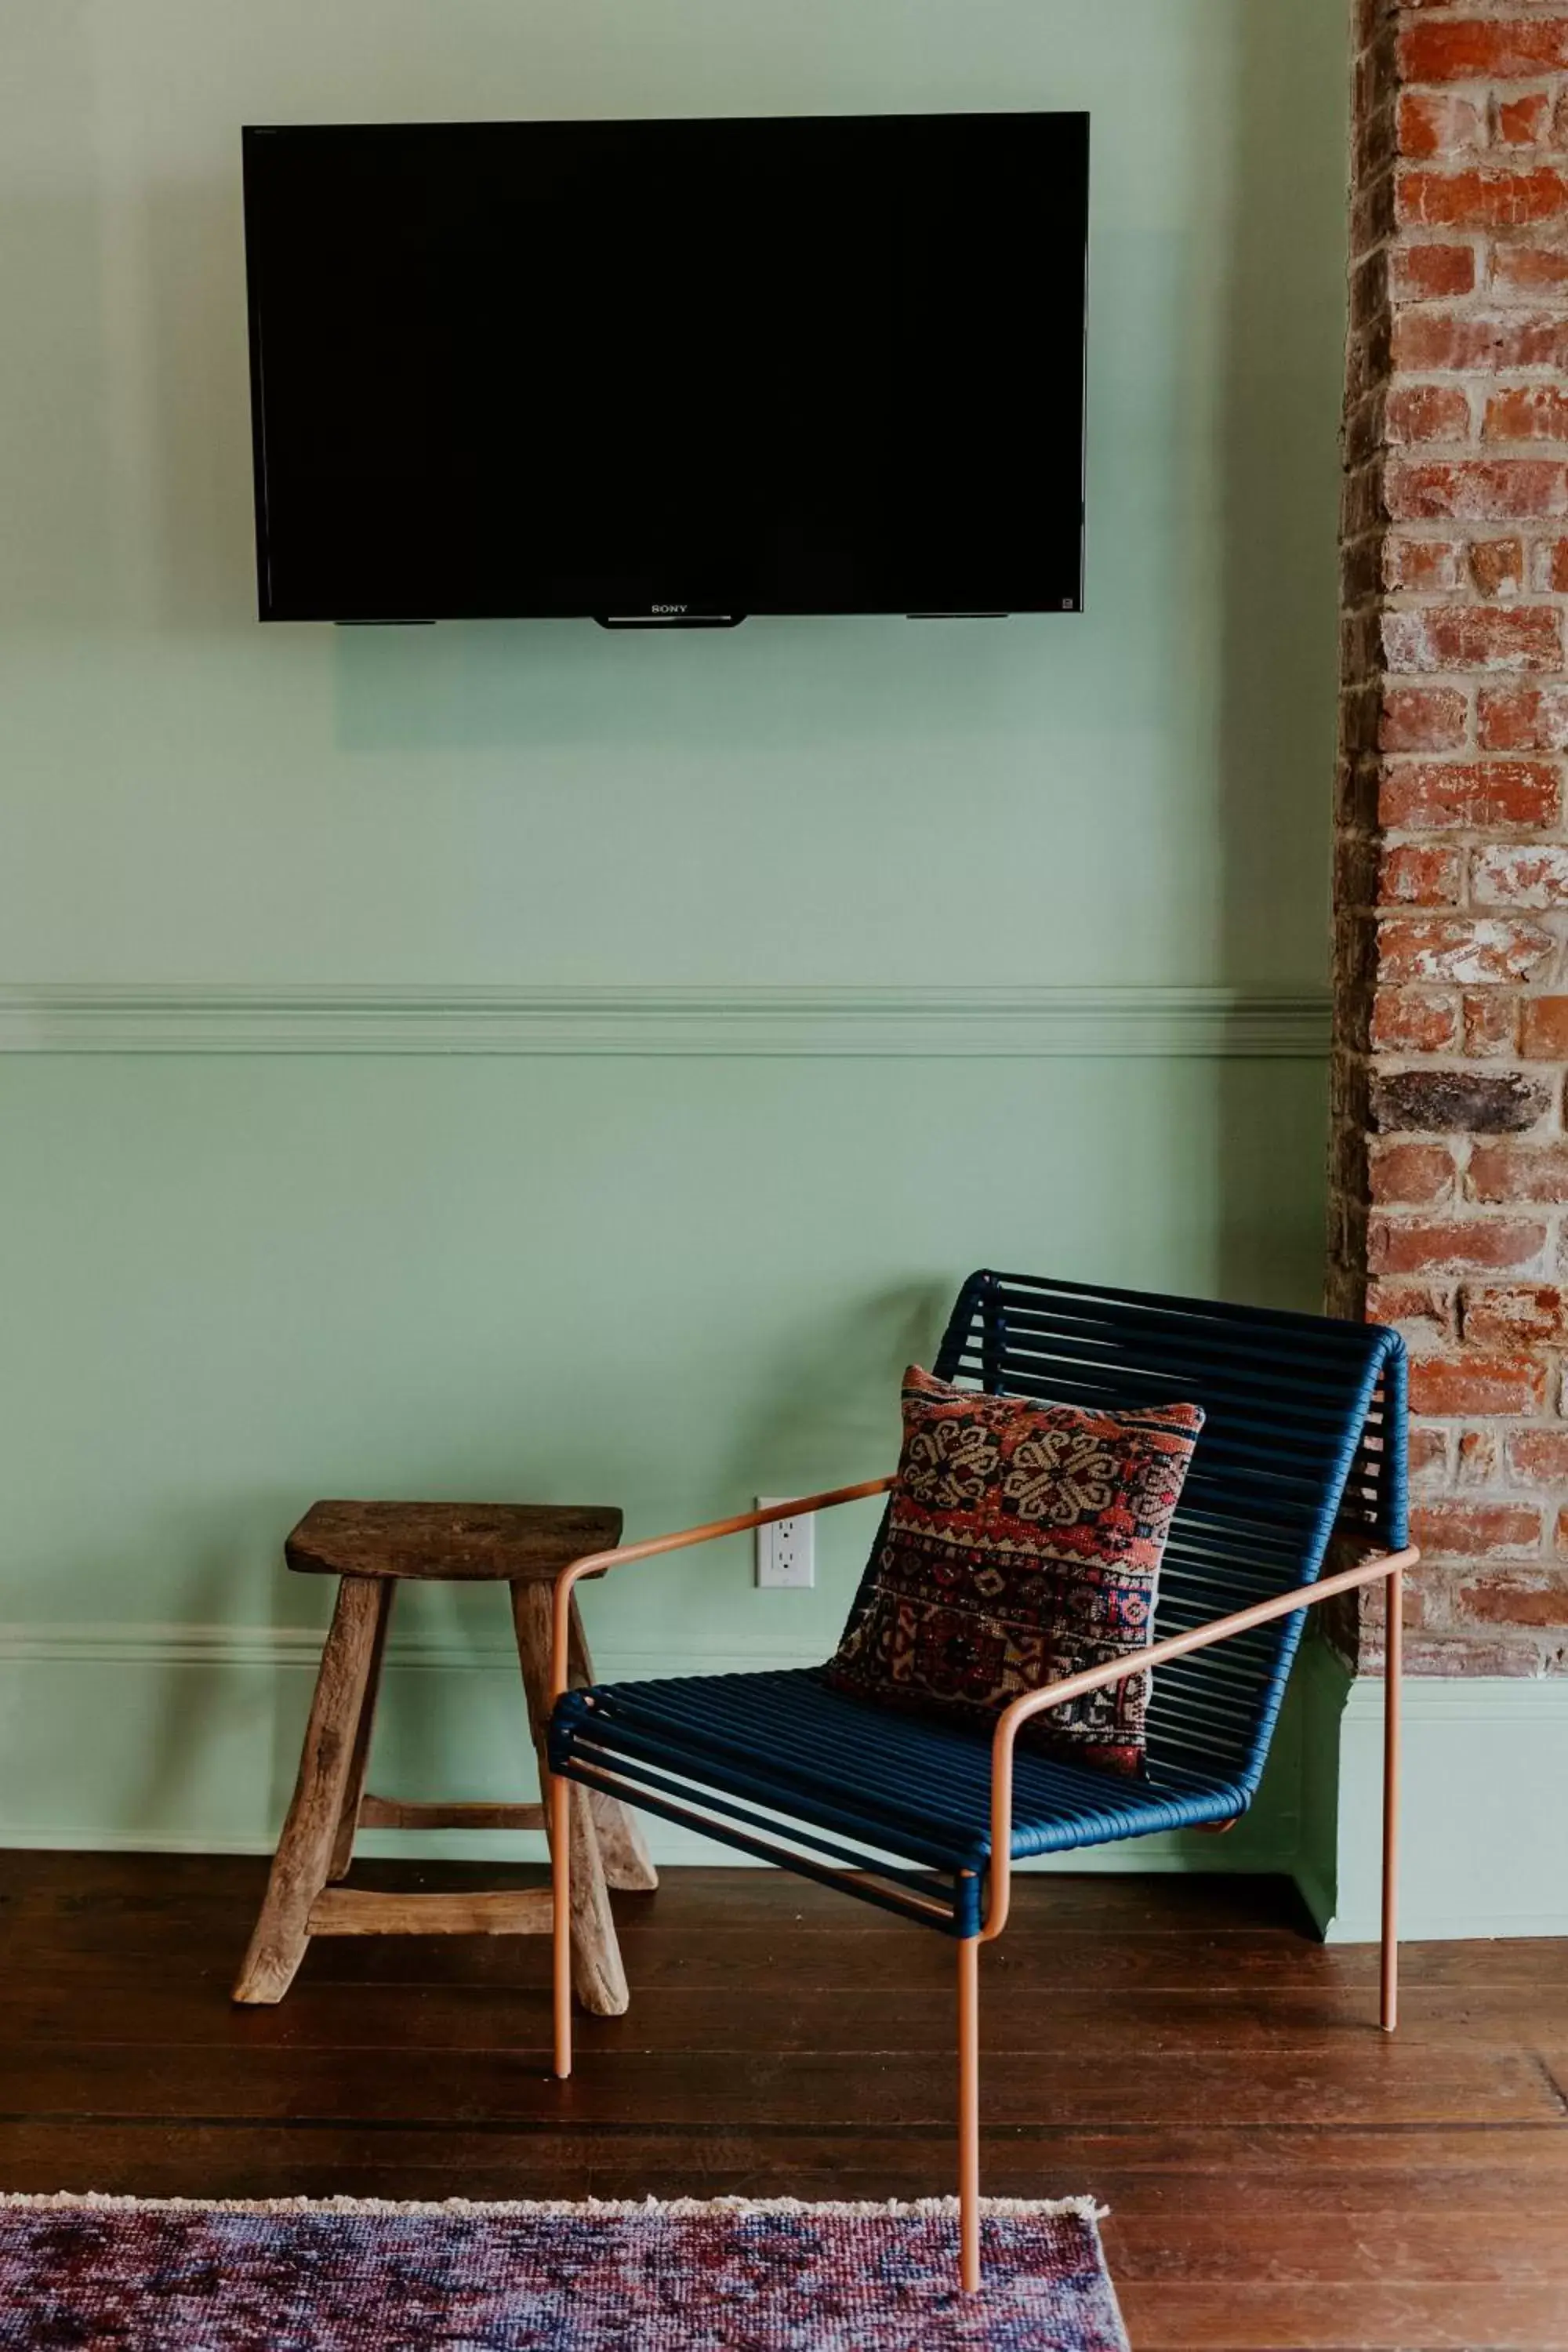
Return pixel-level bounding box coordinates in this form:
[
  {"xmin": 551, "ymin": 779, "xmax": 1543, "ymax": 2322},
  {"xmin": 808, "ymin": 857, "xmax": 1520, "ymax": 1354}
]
[{"xmin": 0, "ymin": 2, "xmax": 1350, "ymax": 1882}]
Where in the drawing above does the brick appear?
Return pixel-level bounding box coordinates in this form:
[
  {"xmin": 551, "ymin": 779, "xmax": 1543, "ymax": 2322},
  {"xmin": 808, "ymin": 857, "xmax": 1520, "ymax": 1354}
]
[
  {"xmin": 1411, "ymin": 1501, "xmax": 1544, "ymax": 1556},
  {"xmin": 1352, "ymin": 172, "xmax": 1398, "ymax": 264},
  {"xmin": 1458, "ymin": 1426, "xmax": 1503, "ymax": 1486},
  {"xmin": 1462, "ymin": 1281, "xmax": 1568, "ymax": 1343},
  {"xmin": 1345, "ymin": 530, "xmax": 1384, "ymax": 606},
  {"xmin": 1408, "ymin": 1423, "xmax": 1452, "ymax": 1483},
  {"xmin": 1485, "ymin": 384, "xmax": 1568, "ymax": 440},
  {"xmin": 1469, "ymin": 536, "xmax": 1526, "ymax": 597},
  {"xmin": 1370, "ymin": 1066, "xmax": 1549, "ymax": 1130},
  {"xmin": 1519, "ymin": 994, "xmax": 1568, "ymax": 1054},
  {"xmin": 1369, "ymin": 1138, "xmax": 1458, "ymax": 1203},
  {"xmin": 1379, "ymin": 689, "xmax": 1469, "ymax": 753},
  {"xmin": 1370, "ymin": 1216, "xmax": 1548, "ymax": 1275},
  {"xmin": 1392, "ymin": 241, "xmax": 1477, "ymax": 299},
  {"xmin": 1345, "ymin": 399, "xmax": 1388, "ymax": 481},
  {"xmin": 1477, "ymin": 684, "xmax": 1568, "ymax": 747},
  {"xmin": 1384, "ymin": 604, "xmax": 1563, "ymax": 670},
  {"xmin": 1533, "ymin": 536, "xmax": 1568, "ymax": 590},
  {"xmin": 1378, "ymin": 841, "xmax": 1465, "ymax": 902},
  {"xmin": 1371, "ymin": 985, "xmax": 1462, "ymax": 1051},
  {"xmin": 1386, "ymin": 459, "xmax": 1568, "ymax": 519},
  {"xmin": 1381, "ymin": 758, "xmax": 1559, "ymax": 827},
  {"xmin": 1388, "ymin": 383, "xmax": 1472, "ymax": 445},
  {"xmin": 1369, "ymin": 1279, "xmax": 1458, "ymax": 1346},
  {"xmin": 1397, "ymin": 165, "xmax": 1568, "ymax": 230},
  {"xmin": 1472, "ymin": 841, "xmax": 1568, "ymax": 905},
  {"xmin": 1336, "ymin": 753, "xmax": 1376, "ymax": 835},
  {"xmin": 1385, "ymin": 535, "xmax": 1465, "ymax": 591},
  {"xmin": 1393, "ymin": 309, "xmax": 1568, "ymax": 367},
  {"xmin": 1409, "ymin": 1348, "xmax": 1551, "ymax": 1414},
  {"xmin": 1344, "ymin": 600, "xmax": 1383, "ymax": 677},
  {"xmin": 1496, "ymin": 91, "xmax": 1555, "ymax": 147},
  {"xmin": 1507, "ymin": 1426, "xmax": 1568, "ymax": 1479},
  {"xmin": 1376, "ymin": 915, "xmax": 1554, "ymax": 982},
  {"xmin": 1398, "ymin": 89, "xmax": 1484, "ymax": 158},
  {"xmin": 1350, "ymin": 243, "xmax": 1388, "ymax": 328},
  {"xmin": 1491, "ymin": 240, "xmax": 1568, "ymax": 294},
  {"xmin": 1399, "ymin": 20, "xmax": 1568, "ymax": 83},
  {"xmin": 1338, "ymin": 829, "xmax": 1380, "ymax": 913},
  {"xmin": 1464, "ymin": 989, "xmax": 1519, "ymax": 1056},
  {"xmin": 1457, "ymin": 1569, "xmax": 1568, "ymax": 1624},
  {"xmin": 1469, "ymin": 1139, "xmax": 1568, "ymax": 1200}
]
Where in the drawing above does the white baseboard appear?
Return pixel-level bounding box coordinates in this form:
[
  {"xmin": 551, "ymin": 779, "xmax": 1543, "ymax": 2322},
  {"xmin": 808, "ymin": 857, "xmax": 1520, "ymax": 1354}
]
[{"xmin": 1326, "ymin": 1676, "xmax": 1568, "ymax": 1943}]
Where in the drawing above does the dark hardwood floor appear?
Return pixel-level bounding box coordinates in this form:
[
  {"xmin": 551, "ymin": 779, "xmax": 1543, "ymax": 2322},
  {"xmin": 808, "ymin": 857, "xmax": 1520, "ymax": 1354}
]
[{"xmin": 1, "ymin": 1853, "xmax": 1566, "ymax": 2349}]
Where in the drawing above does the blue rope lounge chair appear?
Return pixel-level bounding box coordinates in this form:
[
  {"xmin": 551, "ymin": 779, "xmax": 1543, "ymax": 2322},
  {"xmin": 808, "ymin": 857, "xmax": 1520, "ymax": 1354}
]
[{"xmin": 546, "ymin": 1269, "xmax": 1415, "ymax": 2291}]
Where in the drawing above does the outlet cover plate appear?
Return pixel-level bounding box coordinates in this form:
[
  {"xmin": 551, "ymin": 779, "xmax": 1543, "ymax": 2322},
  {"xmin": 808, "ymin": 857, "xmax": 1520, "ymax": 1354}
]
[{"xmin": 755, "ymin": 1497, "xmax": 814, "ymax": 1588}]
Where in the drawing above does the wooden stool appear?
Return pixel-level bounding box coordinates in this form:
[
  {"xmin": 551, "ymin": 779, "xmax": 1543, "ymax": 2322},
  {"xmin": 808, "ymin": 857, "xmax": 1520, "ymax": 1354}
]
[{"xmin": 232, "ymin": 1499, "xmax": 655, "ymax": 2013}]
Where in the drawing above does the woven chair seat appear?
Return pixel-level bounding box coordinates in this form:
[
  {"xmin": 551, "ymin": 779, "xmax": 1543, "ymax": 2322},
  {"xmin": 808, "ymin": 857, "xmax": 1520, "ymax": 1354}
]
[{"xmin": 551, "ymin": 1666, "xmax": 1247, "ymax": 1933}]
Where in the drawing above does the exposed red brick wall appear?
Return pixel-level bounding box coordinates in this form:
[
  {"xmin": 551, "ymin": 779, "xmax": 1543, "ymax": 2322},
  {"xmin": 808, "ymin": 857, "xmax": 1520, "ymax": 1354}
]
[{"xmin": 1335, "ymin": 0, "xmax": 1568, "ymax": 1673}]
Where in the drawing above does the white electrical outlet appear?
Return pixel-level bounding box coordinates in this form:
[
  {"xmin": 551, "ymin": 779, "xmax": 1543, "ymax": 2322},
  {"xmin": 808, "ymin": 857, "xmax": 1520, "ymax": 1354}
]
[{"xmin": 755, "ymin": 1497, "xmax": 815, "ymax": 1588}]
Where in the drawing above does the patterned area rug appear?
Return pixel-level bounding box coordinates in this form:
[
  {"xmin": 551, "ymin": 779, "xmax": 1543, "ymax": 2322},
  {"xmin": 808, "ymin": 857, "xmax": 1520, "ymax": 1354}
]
[{"xmin": 0, "ymin": 2192, "xmax": 1129, "ymax": 2350}]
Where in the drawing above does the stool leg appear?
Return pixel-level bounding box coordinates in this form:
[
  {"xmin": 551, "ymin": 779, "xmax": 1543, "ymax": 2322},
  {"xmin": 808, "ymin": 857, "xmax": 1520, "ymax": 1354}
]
[
  {"xmin": 510, "ymin": 1580, "xmax": 630, "ymax": 2018},
  {"xmin": 233, "ymin": 1575, "xmax": 385, "ymax": 2005},
  {"xmin": 327, "ymin": 1581, "xmax": 394, "ymax": 1883},
  {"xmin": 568, "ymin": 1598, "xmax": 658, "ymax": 1893}
]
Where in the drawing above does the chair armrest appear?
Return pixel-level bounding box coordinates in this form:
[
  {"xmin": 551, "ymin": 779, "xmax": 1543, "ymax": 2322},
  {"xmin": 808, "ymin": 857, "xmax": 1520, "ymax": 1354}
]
[
  {"xmin": 549, "ymin": 1475, "xmax": 895, "ymax": 1706},
  {"xmin": 979, "ymin": 1543, "xmax": 1419, "ymax": 1940}
]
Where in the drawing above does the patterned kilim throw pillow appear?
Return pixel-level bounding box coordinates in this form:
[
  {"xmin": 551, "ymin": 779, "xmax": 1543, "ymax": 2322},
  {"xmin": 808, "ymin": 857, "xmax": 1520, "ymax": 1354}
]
[{"xmin": 826, "ymin": 1366, "xmax": 1204, "ymax": 1777}]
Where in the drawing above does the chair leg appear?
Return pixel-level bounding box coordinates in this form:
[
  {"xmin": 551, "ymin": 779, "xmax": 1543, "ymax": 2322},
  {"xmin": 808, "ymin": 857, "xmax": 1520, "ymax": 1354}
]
[
  {"xmin": 568, "ymin": 1599, "xmax": 659, "ymax": 1893},
  {"xmin": 510, "ymin": 1580, "xmax": 630, "ymax": 2018},
  {"xmin": 327, "ymin": 1581, "xmax": 394, "ymax": 1883},
  {"xmin": 552, "ymin": 1768, "xmax": 572, "ymax": 2080},
  {"xmin": 1381, "ymin": 1562, "xmax": 1403, "ymax": 2034},
  {"xmin": 957, "ymin": 1933, "xmax": 982, "ymax": 2293},
  {"xmin": 233, "ymin": 1575, "xmax": 384, "ymax": 2004}
]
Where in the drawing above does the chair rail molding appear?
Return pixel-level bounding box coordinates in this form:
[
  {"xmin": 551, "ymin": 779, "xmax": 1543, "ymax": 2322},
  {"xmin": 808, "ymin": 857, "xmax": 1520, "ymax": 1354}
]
[{"xmin": 0, "ymin": 982, "xmax": 1330, "ymax": 1058}]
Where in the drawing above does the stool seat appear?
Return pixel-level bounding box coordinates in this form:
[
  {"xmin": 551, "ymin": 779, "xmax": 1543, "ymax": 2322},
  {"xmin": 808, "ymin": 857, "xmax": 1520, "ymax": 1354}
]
[{"xmin": 285, "ymin": 1499, "xmax": 623, "ymax": 1583}]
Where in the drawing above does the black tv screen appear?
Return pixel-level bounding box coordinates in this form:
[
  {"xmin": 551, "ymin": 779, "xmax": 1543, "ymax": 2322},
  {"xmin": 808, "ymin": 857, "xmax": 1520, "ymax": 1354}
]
[{"xmin": 242, "ymin": 114, "xmax": 1087, "ymax": 626}]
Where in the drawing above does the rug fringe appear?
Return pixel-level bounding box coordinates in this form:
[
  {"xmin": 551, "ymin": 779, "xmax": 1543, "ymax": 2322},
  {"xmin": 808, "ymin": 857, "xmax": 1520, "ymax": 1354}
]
[{"xmin": 0, "ymin": 2190, "xmax": 1108, "ymax": 2223}]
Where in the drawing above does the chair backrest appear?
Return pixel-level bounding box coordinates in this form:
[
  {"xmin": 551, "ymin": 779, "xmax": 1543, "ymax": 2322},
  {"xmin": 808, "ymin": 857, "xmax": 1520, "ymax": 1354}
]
[{"xmin": 855, "ymin": 1268, "xmax": 1407, "ymax": 1797}]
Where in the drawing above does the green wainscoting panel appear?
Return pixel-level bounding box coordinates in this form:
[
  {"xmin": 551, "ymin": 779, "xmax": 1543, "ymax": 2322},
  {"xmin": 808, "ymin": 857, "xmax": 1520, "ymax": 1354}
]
[{"xmin": 0, "ymin": 1051, "xmax": 1331, "ymax": 1878}]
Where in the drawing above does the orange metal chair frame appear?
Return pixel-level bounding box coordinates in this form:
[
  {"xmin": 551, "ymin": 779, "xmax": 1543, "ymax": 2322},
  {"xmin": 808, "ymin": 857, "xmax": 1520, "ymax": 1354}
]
[{"xmin": 548, "ymin": 1481, "xmax": 1415, "ymax": 2294}]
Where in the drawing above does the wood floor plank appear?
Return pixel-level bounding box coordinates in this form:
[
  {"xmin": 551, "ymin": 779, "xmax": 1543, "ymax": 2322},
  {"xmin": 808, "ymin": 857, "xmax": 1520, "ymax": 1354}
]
[
  {"xmin": 0, "ymin": 2041, "xmax": 1557, "ymax": 2129},
  {"xmin": 1116, "ymin": 2281, "xmax": 1568, "ymax": 2352},
  {"xmin": 15, "ymin": 1915, "xmax": 1567, "ymax": 2001},
  {"xmin": 2, "ymin": 1978, "xmax": 1562, "ymax": 2054},
  {"xmin": 1102, "ymin": 2204, "xmax": 1568, "ymax": 2284}
]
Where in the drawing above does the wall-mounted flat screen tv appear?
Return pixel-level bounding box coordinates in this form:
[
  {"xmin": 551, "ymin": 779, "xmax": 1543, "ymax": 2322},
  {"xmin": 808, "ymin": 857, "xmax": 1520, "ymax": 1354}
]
[{"xmin": 242, "ymin": 113, "xmax": 1088, "ymax": 627}]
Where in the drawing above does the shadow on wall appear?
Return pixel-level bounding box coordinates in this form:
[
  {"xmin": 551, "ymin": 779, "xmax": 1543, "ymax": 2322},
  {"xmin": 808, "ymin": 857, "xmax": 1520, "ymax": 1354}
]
[
  {"xmin": 1212, "ymin": 4, "xmax": 1343, "ymax": 1312},
  {"xmin": 142, "ymin": 177, "xmax": 259, "ymax": 629}
]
